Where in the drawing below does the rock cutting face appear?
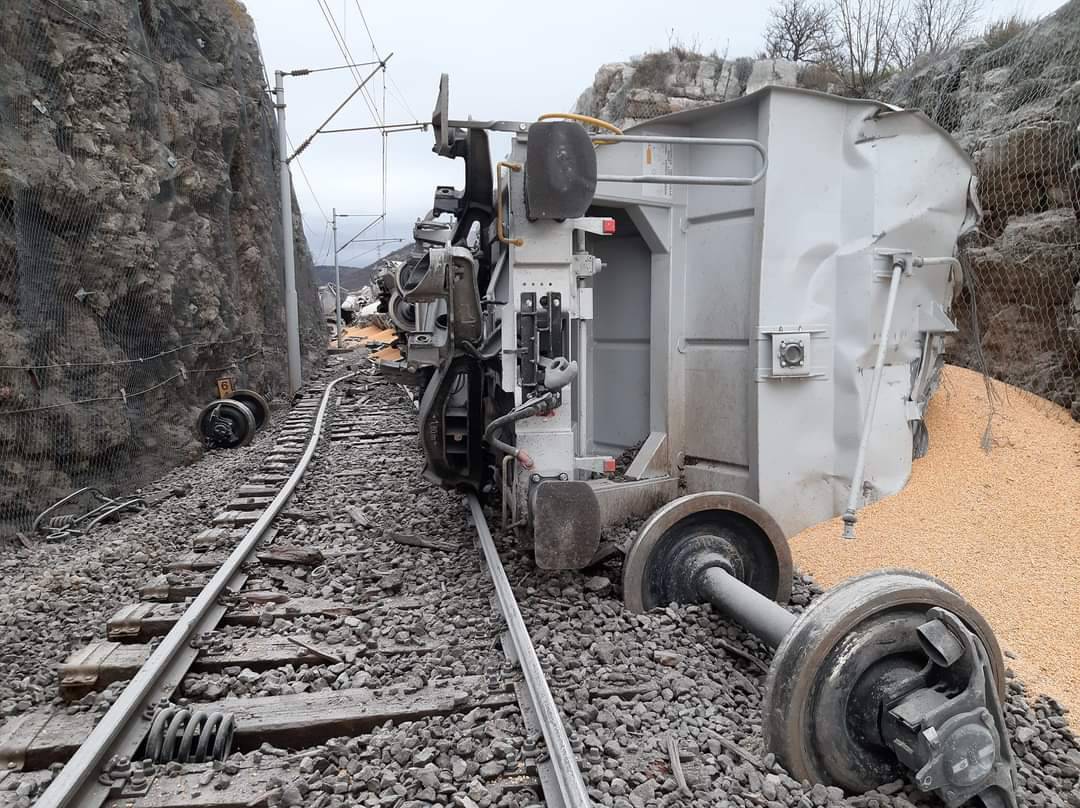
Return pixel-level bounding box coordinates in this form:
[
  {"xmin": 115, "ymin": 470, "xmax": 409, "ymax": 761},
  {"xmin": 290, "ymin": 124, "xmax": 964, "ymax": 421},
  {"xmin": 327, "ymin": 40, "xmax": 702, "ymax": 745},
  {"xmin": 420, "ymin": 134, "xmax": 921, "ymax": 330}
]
[
  {"xmin": 575, "ymin": 5, "xmax": 1080, "ymax": 420},
  {"xmin": 0, "ymin": 0, "xmax": 326, "ymax": 534}
]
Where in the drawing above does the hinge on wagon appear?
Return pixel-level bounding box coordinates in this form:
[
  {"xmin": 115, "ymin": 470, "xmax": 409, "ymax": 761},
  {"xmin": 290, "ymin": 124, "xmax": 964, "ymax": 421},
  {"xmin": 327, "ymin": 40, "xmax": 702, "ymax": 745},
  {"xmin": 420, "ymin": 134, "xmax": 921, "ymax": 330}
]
[
  {"xmin": 881, "ymin": 608, "xmax": 1018, "ymax": 808},
  {"xmin": 517, "ymin": 292, "xmax": 538, "ymax": 393}
]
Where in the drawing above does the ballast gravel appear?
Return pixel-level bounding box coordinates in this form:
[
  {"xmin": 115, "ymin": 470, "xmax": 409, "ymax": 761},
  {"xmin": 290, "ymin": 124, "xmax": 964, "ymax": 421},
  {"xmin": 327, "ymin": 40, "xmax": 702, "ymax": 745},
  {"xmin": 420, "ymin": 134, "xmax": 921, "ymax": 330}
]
[
  {"xmin": 3, "ymin": 354, "xmax": 1079, "ymax": 808},
  {"xmin": 0, "ymin": 367, "xmax": 340, "ymax": 720}
]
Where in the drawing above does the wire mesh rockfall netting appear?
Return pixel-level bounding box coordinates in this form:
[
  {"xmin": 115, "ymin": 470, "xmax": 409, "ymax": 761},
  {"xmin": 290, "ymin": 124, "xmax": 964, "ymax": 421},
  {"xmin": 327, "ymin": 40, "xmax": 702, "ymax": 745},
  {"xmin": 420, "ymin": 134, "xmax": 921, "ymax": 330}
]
[
  {"xmin": 882, "ymin": 2, "xmax": 1080, "ymax": 420},
  {"xmin": 0, "ymin": 0, "xmax": 324, "ymax": 539},
  {"xmin": 576, "ymin": 4, "xmax": 1080, "ymax": 420}
]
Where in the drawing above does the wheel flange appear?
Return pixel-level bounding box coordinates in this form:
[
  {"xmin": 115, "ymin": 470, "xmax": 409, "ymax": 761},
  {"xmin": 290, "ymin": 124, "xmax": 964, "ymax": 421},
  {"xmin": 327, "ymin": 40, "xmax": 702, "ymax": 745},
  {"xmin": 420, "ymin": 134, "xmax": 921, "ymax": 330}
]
[{"xmin": 229, "ymin": 389, "xmax": 270, "ymax": 430}]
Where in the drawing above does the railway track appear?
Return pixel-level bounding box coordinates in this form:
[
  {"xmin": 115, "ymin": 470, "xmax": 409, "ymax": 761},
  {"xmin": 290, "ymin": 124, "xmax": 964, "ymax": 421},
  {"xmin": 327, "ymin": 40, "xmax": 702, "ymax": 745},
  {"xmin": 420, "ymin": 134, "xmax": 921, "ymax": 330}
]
[
  {"xmin": 2, "ymin": 354, "xmax": 1078, "ymax": 808},
  {"xmin": 3, "ymin": 363, "xmax": 591, "ymax": 808}
]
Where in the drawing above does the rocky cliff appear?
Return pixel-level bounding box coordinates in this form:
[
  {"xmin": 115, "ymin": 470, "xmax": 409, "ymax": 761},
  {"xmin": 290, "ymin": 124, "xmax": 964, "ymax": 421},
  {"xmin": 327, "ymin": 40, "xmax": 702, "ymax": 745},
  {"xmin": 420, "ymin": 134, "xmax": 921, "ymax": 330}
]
[
  {"xmin": 881, "ymin": 1, "xmax": 1079, "ymax": 417},
  {"xmin": 576, "ymin": 52, "xmax": 800, "ymax": 128},
  {"xmin": 0, "ymin": 0, "xmax": 325, "ymax": 532},
  {"xmin": 576, "ymin": 3, "xmax": 1080, "ymax": 417}
]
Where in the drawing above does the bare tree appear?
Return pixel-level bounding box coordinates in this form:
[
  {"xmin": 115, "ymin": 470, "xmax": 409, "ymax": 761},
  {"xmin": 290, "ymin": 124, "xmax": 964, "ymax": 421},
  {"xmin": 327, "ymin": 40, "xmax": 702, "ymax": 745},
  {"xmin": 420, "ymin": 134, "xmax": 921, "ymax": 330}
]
[
  {"xmin": 832, "ymin": 0, "xmax": 904, "ymax": 94},
  {"xmin": 764, "ymin": 0, "xmax": 836, "ymax": 63},
  {"xmin": 895, "ymin": 0, "xmax": 984, "ymax": 68}
]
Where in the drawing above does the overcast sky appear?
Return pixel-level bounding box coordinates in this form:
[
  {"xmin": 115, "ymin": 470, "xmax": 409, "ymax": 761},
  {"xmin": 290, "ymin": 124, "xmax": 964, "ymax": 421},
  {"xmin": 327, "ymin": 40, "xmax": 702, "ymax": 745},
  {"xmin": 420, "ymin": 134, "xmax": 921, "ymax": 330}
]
[{"xmin": 243, "ymin": 0, "xmax": 1066, "ymax": 268}]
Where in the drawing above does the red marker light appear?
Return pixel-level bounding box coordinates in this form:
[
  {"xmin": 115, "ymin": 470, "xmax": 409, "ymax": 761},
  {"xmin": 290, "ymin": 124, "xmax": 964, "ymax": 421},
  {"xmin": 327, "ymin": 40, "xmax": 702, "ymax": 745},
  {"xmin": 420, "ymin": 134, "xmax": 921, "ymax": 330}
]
[
  {"xmin": 603, "ymin": 457, "xmax": 616, "ymax": 473},
  {"xmin": 602, "ymin": 218, "xmax": 616, "ymax": 235}
]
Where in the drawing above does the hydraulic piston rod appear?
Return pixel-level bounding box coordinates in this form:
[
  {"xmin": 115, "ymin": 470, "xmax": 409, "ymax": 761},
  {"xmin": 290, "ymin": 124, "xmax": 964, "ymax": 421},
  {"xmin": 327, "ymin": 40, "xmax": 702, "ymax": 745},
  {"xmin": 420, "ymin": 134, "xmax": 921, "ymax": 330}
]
[{"xmin": 696, "ymin": 565, "xmax": 796, "ymax": 648}]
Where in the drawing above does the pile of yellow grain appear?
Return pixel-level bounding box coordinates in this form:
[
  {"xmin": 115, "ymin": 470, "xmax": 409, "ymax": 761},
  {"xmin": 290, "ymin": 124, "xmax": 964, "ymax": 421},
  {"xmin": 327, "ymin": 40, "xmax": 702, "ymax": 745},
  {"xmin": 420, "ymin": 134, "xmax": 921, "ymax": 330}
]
[{"xmin": 791, "ymin": 365, "xmax": 1080, "ymax": 710}]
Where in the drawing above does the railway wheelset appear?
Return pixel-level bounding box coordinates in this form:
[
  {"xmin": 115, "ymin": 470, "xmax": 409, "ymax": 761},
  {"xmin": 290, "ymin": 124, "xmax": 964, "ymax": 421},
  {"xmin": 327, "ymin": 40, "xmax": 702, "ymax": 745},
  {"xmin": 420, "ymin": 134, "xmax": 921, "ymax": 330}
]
[
  {"xmin": 195, "ymin": 389, "xmax": 272, "ymax": 449},
  {"xmin": 622, "ymin": 493, "xmax": 1017, "ymax": 808}
]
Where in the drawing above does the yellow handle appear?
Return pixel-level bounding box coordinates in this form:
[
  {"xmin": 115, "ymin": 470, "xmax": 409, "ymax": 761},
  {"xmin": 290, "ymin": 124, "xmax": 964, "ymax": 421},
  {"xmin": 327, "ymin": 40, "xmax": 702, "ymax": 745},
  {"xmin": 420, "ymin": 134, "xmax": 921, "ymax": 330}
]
[
  {"xmin": 537, "ymin": 112, "xmax": 623, "ymax": 146},
  {"xmin": 537, "ymin": 112, "xmax": 623, "ymax": 135}
]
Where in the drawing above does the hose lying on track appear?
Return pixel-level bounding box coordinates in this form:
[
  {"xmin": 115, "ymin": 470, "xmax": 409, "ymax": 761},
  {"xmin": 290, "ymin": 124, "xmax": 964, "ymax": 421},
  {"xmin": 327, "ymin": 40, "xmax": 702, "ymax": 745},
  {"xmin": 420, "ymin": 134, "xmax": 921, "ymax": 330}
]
[{"xmin": 36, "ymin": 372, "xmax": 358, "ymax": 808}]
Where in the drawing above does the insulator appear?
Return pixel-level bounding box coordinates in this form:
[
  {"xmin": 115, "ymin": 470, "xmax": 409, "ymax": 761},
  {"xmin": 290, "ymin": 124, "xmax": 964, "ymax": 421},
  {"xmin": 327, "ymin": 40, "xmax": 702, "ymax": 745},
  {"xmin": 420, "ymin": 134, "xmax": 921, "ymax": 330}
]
[
  {"xmin": 48, "ymin": 514, "xmax": 77, "ymax": 529},
  {"xmin": 145, "ymin": 706, "xmax": 235, "ymax": 763}
]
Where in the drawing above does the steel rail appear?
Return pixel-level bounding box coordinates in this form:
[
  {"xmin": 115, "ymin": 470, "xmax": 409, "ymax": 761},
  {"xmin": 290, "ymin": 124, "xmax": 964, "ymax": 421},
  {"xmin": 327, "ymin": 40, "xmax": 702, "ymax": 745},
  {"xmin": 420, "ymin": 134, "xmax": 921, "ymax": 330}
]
[
  {"xmin": 465, "ymin": 493, "xmax": 593, "ymax": 808},
  {"xmin": 36, "ymin": 372, "xmax": 358, "ymax": 808}
]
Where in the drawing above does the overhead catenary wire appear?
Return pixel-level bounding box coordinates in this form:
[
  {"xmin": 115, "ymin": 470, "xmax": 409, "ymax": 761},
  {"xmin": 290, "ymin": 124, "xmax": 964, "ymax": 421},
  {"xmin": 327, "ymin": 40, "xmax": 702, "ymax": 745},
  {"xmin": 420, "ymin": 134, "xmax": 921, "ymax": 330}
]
[
  {"xmin": 381, "ymin": 66, "xmax": 388, "ymax": 234},
  {"xmin": 314, "ymin": 219, "xmax": 332, "ymax": 262},
  {"xmin": 315, "ymin": 0, "xmax": 391, "ymax": 226},
  {"xmin": 286, "ymin": 134, "xmax": 329, "ymax": 221},
  {"xmin": 337, "ymin": 240, "xmax": 404, "ymax": 264},
  {"xmin": 313, "ymin": 3, "xmax": 380, "ymax": 126},
  {"xmin": 335, "ymin": 214, "xmax": 385, "ymax": 253},
  {"xmin": 387, "ymin": 73, "xmax": 419, "ymax": 122},
  {"xmin": 337, "ymin": 243, "xmax": 395, "ymax": 263},
  {"xmin": 351, "ymin": 0, "xmax": 399, "ymax": 224},
  {"xmin": 353, "ymin": 0, "xmax": 382, "ymax": 60},
  {"xmin": 347, "ymin": 0, "xmax": 388, "ymax": 134},
  {"xmin": 313, "ymin": 0, "xmax": 408, "ymax": 232},
  {"xmin": 314, "ymin": 0, "xmax": 383, "ymax": 126},
  {"xmin": 288, "ymin": 56, "xmax": 392, "ymax": 162},
  {"xmin": 319, "ymin": 122, "xmax": 426, "ymax": 134},
  {"xmin": 294, "ymin": 60, "xmax": 382, "ymax": 75},
  {"xmin": 349, "ymin": 0, "xmax": 388, "ymax": 224}
]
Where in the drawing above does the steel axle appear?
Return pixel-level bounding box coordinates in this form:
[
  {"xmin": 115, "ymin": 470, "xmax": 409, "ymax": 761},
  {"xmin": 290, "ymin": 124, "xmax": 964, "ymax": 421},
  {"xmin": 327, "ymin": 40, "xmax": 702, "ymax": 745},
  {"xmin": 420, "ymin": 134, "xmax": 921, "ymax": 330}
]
[
  {"xmin": 624, "ymin": 493, "xmax": 1018, "ymax": 808},
  {"xmin": 694, "ymin": 562, "xmax": 795, "ymax": 649}
]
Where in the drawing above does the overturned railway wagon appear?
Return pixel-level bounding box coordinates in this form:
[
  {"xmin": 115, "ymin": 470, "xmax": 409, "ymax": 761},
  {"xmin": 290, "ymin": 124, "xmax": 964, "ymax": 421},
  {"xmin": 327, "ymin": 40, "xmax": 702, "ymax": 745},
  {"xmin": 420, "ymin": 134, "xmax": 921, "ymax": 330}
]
[
  {"xmin": 371, "ymin": 78, "xmax": 1022, "ymax": 808},
  {"xmin": 390, "ymin": 79, "xmax": 975, "ymax": 567}
]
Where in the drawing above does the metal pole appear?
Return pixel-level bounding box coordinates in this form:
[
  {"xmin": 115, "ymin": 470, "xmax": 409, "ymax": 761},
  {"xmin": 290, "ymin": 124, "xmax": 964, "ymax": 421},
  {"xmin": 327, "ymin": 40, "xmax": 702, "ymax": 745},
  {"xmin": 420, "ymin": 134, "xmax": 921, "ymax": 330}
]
[
  {"xmin": 275, "ymin": 71, "xmax": 302, "ymax": 395},
  {"xmin": 333, "ymin": 208, "xmax": 343, "ymax": 349},
  {"xmin": 841, "ymin": 259, "xmax": 906, "ymax": 539}
]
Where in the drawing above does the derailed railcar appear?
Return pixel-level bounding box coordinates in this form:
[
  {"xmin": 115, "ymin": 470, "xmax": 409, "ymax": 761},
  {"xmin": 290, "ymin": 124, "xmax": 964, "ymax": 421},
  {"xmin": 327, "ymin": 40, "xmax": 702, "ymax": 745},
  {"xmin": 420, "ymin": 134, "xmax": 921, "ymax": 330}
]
[
  {"xmin": 380, "ymin": 77, "xmax": 1021, "ymax": 808},
  {"xmin": 399, "ymin": 79, "xmax": 975, "ymax": 567}
]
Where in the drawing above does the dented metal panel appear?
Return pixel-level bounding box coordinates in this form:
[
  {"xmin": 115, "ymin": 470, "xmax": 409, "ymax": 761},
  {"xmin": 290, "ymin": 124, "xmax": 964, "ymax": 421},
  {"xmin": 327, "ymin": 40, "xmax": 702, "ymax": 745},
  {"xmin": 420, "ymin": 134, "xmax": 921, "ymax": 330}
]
[
  {"xmin": 390, "ymin": 77, "xmax": 974, "ymax": 566},
  {"xmin": 591, "ymin": 86, "xmax": 974, "ymax": 537}
]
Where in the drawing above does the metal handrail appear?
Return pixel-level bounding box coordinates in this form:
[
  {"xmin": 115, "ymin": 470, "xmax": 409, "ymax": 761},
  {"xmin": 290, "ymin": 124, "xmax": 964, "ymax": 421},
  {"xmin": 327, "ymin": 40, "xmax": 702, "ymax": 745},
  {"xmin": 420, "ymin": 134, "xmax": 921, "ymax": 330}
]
[
  {"xmin": 36, "ymin": 372, "xmax": 357, "ymax": 808},
  {"xmin": 592, "ymin": 134, "xmax": 767, "ymax": 187}
]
